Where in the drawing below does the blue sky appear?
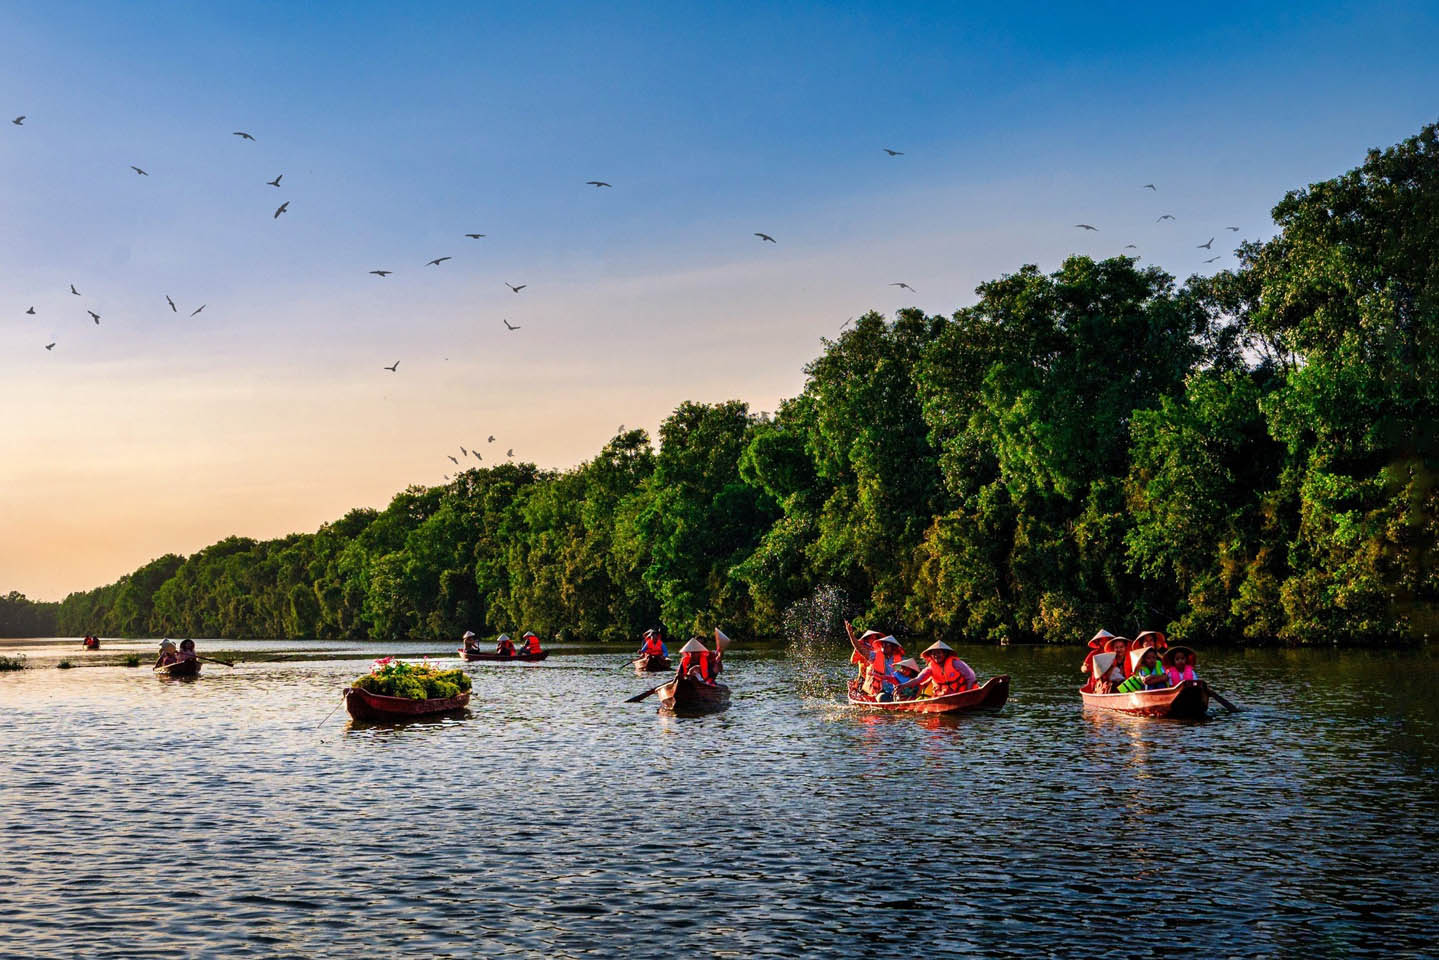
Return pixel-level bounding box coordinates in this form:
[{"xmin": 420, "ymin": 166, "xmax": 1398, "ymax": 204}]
[{"xmin": 2, "ymin": 1, "xmax": 1437, "ymax": 599}]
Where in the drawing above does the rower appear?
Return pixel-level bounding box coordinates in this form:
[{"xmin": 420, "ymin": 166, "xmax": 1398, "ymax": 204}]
[
  {"xmin": 495, "ymin": 633, "xmax": 517, "ymax": 657},
  {"xmin": 864, "ymin": 635, "xmax": 904, "ymax": 701},
  {"xmin": 461, "ymin": 630, "xmax": 482, "ymax": 653},
  {"xmin": 899, "ymin": 640, "xmax": 976, "ymax": 697},
  {"xmin": 519, "ymin": 631, "xmax": 543, "ymax": 656},
  {"xmin": 1116, "ymin": 647, "xmax": 1170, "ymax": 693},
  {"xmin": 636, "ymin": 628, "xmax": 668, "ymax": 660},
  {"xmin": 154, "ymin": 638, "xmax": 179, "ymax": 668},
  {"xmin": 676, "ymin": 638, "xmax": 720, "ymax": 685}
]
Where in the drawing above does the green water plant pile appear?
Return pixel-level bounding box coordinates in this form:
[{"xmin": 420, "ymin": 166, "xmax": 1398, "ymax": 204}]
[
  {"xmin": 0, "ymin": 653, "xmax": 26, "ymax": 671},
  {"xmin": 352, "ymin": 658, "xmax": 471, "ymax": 700}
]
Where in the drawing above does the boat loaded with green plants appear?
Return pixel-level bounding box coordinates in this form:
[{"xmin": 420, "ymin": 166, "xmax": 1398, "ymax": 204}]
[{"xmin": 343, "ymin": 658, "xmax": 472, "ymax": 721}]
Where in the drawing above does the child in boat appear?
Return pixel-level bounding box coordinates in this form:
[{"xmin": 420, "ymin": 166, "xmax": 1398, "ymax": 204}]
[
  {"xmin": 154, "ymin": 638, "xmax": 179, "ymax": 668},
  {"xmin": 891, "ymin": 658, "xmax": 921, "ymax": 700},
  {"xmin": 1116, "ymin": 647, "xmax": 1170, "ymax": 693},
  {"xmin": 177, "ymin": 639, "xmax": 198, "ymax": 661},
  {"xmin": 1091, "ymin": 637, "xmax": 1130, "ymax": 693},
  {"xmin": 1163, "ymin": 646, "xmax": 1198, "ymax": 685}
]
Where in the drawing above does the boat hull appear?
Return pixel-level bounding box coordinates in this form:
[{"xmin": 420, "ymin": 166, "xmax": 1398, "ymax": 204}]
[
  {"xmin": 343, "ymin": 687, "xmax": 470, "ymax": 721},
  {"xmin": 154, "ymin": 659, "xmax": 200, "ymax": 678},
  {"xmin": 633, "ymin": 655, "xmax": 672, "ymax": 674},
  {"xmin": 847, "ymin": 675, "xmax": 1010, "ymax": 714},
  {"xmin": 458, "ymin": 649, "xmax": 548, "ymax": 662},
  {"xmin": 656, "ymin": 676, "xmax": 730, "ymax": 715},
  {"xmin": 1079, "ymin": 679, "xmax": 1210, "ymax": 718}
]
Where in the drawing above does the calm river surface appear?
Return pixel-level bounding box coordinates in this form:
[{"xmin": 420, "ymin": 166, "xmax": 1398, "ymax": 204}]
[{"xmin": 1, "ymin": 639, "xmax": 1435, "ymax": 959}]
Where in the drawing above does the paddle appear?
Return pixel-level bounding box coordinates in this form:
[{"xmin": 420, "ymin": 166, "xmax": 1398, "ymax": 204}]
[
  {"xmin": 624, "ymin": 681, "xmax": 669, "ymax": 704},
  {"xmin": 1205, "ymin": 682, "xmax": 1240, "ymax": 712},
  {"xmin": 197, "ymin": 655, "xmax": 236, "ymax": 668}
]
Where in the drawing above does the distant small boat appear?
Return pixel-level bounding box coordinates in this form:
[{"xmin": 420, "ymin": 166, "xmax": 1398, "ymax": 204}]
[
  {"xmin": 343, "ymin": 686, "xmax": 470, "ymax": 721},
  {"xmin": 457, "ymin": 648, "xmax": 548, "ymax": 662},
  {"xmin": 154, "ymin": 659, "xmax": 200, "ymax": 678},
  {"xmin": 632, "ymin": 654, "xmax": 671, "ymax": 674},
  {"xmin": 847, "ymin": 675, "xmax": 1010, "ymax": 714},
  {"xmin": 655, "ymin": 675, "xmax": 730, "ymax": 715},
  {"xmin": 1079, "ymin": 679, "xmax": 1210, "ymax": 718},
  {"xmin": 82, "ymin": 636, "xmax": 100, "ymax": 650}
]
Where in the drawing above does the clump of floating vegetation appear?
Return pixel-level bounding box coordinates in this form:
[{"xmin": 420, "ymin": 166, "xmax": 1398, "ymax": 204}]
[
  {"xmin": 123, "ymin": 654, "xmax": 141, "ymax": 667},
  {"xmin": 0, "ymin": 654, "xmax": 26, "ymax": 672},
  {"xmin": 57, "ymin": 659, "xmax": 74, "ymax": 670},
  {"xmin": 352, "ymin": 658, "xmax": 472, "ymax": 700}
]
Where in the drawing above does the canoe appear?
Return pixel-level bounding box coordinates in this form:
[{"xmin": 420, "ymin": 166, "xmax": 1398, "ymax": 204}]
[
  {"xmin": 633, "ymin": 654, "xmax": 672, "ymax": 674},
  {"xmin": 154, "ymin": 659, "xmax": 201, "ymax": 678},
  {"xmin": 655, "ymin": 675, "xmax": 730, "ymax": 715},
  {"xmin": 847, "ymin": 675, "xmax": 1010, "ymax": 714},
  {"xmin": 1079, "ymin": 678, "xmax": 1210, "ymax": 718},
  {"xmin": 82, "ymin": 638, "xmax": 100, "ymax": 650},
  {"xmin": 457, "ymin": 648, "xmax": 548, "ymax": 662},
  {"xmin": 343, "ymin": 686, "xmax": 470, "ymax": 721}
]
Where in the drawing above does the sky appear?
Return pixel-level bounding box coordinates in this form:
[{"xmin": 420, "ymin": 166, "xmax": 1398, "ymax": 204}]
[{"xmin": 2, "ymin": 0, "xmax": 1437, "ymax": 600}]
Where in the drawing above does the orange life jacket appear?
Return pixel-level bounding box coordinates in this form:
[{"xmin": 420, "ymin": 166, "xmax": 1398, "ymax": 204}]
[
  {"xmin": 642, "ymin": 635, "xmax": 665, "ymax": 657},
  {"xmin": 497, "ymin": 639, "xmax": 516, "ymax": 656},
  {"xmin": 681, "ymin": 651, "xmax": 715, "ymax": 683},
  {"xmin": 929, "ymin": 655, "xmax": 967, "ymax": 693},
  {"xmin": 521, "ymin": 634, "xmax": 541, "ymax": 654}
]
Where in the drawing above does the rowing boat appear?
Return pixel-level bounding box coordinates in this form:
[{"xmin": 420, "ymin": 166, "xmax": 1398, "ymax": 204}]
[
  {"xmin": 632, "ymin": 654, "xmax": 671, "ymax": 674},
  {"xmin": 655, "ymin": 675, "xmax": 730, "ymax": 715},
  {"xmin": 343, "ymin": 686, "xmax": 470, "ymax": 721},
  {"xmin": 457, "ymin": 648, "xmax": 549, "ymax": 662},
  {"xmin": 154, "ymin": 659, "xmax": 201, "ymax": 678},
  {"xmin": 847, "ymin": 675, "xmax": 1010, "ymax": 714},
  {"xmin": 1079, "ymin": 678, "xmax": 1210, "ymax": 718}
]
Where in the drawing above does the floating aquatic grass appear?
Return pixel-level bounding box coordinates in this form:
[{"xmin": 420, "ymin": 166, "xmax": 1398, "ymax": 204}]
[
  {"xmin": 0, "ymin": 654, "xmax": 26, "ymax": 672},
  {"xmin": 57, "ymin": 659, "xmax": 73, "ymax": 670},
  {"xmin": 123, "ymin": 654, "xmax": 141, "ymax": 667},
  {"xmin": 351, "ymin": 657, "xmax": 471, "ymax": 700}
]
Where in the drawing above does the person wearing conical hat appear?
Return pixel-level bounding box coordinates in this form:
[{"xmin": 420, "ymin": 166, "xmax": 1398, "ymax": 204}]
[
  {"xmin": 677, "ymin": 638, "xmax": 719, "ymax": 685},
  {"xmin": 461, "ymin": 630, "xmax": 481, "ymax": 653},
  {"xmin": 1116, "ymin": 646, "xmax": 1169, "ymax": 693},
  {"xmin": 862, "ymin": 636, "xmax": 905, "ymax": 701},
  {"xmin": 890, "ymin": 657, "xmax": 922, "ymax": 701},
  {"xmin": 495, "ymin": 633, "xmax": 517, "ymax": 657},
  {"xmin": 636, "ymin": 627, "xmax": 668, "ymax": 660},
  {"xmin": 1081, "ymin": 628, "xmax": 1117, "ymax": 675},
  {"xmin": 519, "ymin": 631, "xmax": 543, "ymax": 656},
  {"xmin": 1162, "ymin": 646, "xmax": 1198, "ymax": 686},
  {"xmin": 897, "ymin": 640, "xmax": 977, "ymax": 697},
  {"xmin": 1089, "ymin": 636, "xmax": 1131, "ymax": 693},
  {"xmin": 154, "ymin": 638, "xmax": 179, "ymax": 669}
]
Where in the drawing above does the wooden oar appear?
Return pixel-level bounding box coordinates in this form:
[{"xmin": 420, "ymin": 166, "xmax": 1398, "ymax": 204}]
[
  {"xmin": 1205, "ymin": 682, "xmax": 1240, "ymax": 712},
  {"xmin": 197, "ymin": 655, "xmax": 236, "ymax": 668},
  {"xmin": 624, "ymin": 680, "xmax": 670, "ymax": 704}
]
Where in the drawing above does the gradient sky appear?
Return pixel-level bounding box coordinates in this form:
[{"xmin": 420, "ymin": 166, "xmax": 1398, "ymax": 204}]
[{"xmin": 3, "ymin": 1, "xmax": 1437, "ymax": 600}]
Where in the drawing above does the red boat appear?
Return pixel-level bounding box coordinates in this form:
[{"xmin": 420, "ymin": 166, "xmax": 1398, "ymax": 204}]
[
  {"xmin": 343, "ymin": 686, "xmax": 471, "ymax": 721},
  {"xmin": 847, "ymin": 675, "xmax": 1010, "ymax": 714},
  {"xmin": 457, "ymin": 648, "xmax": 549, "ymax": 662},
  {"xmin": 154, "ymin": 659, "xmax": 201, "ymax": 678},
  {"xmin": 655, "ymin": 675, "xmax": 730, "ymax": 715},
  {"xmin": 1079, "ymin": 679, "xmax": 1210, "ymax": 718},
  {"xmin": 632, "ymin": 654, "xmax": 672, "ymax": 674}
]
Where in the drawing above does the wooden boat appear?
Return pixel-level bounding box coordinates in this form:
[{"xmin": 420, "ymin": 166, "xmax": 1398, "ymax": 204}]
[
  {"xmin": 1079, "ymin": 678, "xmax": 1210, "ymax": 718},
  {"xmin": 343, "ymin": 686, "xmax": 470, "ymax": 721},
  {"xmin": 847, "ymin": 675, "xmax": 1010, "ymax": 714},
  {"xmin": 655, "ymin": 675, "xmax": 730, "ymax": 715},
  {"xmin": 633, "ymin": 654, "xmax": 672, "ymax": 674},
  {"xmin": 82, "ymin": 637, "xmax": 100, "ymax": 650},
  {"xmin": 457, "ymin": 648, "xmax": 549, "ymax": 662},
  {"xmin": 154, "ymin": 658, "xmax": 201, "ymax": 678}
]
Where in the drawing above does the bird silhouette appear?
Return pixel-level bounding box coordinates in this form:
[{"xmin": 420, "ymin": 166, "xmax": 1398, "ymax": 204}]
[
  {"xmin": 506, "ymin": 282, "xmax": 526, "ymax": 293},
  {"xmin": 370, "ymin": 270, "xmax": 392, "ymax": 277},
  {"xmin": 12, "ymin": 116, "xmax": 24, "ymax": 125},
  {"xmin": 233, "ymin": 131, "xmax": 255, "ymax": 140},
  {"xmin": 448, "ymin": 455, "xmax": 459, "ymax": 464},
  {"xmin": 1074, "ymin": 224, "xmax": 1098, "ymax": 231},
  {"xmin": 25, "ymin": 306, "xmax": 35, "ymax": 315},
  {"xmin": 755, "ymin": 233, "xmax": 776, "ymax": 243},
  {"xmin": 1123, "ymin": 244, "xmax": 1138, "ymax": 249},
  {"xmin": 889, "ymin": 282, "xmax": 916, "ymax": 292},
  {"xmin": 1204, "ymin": 256, "xmax": 1221, "ymax": 263},
  {"xmin": 130, "ymin": 166, "xmax": 148, "ymax": 176},
  {"xmin": 45, "ymin": 342, "xmax": 55, "ymax": 350},
  {"xmin": 488, "ymin": 436, "xmax": 495, "ymax": 443},
  {"xmin": 88, "ymin": 310, "xmax": 100, "ymax": 324},
  {"xmin": 473, "ymin": 451, "xmax": 482, "ymax": 461},
  {"xmin": 586, "ymin": 180, "xmax": 612, "ymax": 187},
  {"xmin": 427, "ymin": 257, "xmax": 451, "ymax": 266},
  {"xmin": 266, "ymin": 174, "xmax": 282, "ymax": 187},
  {"xmin": 70, "ymin": 284, "xmax": 80, "ymax": 295},
  {"xmin": 1198, "ymin": 237, "xmax": 1214, "ymax": 249},
  {"xmin": 384, "ymin": 361, "xmax": 399, "ymax": 372},
  {"xmin": 273, "ymin": 201, "xmax": 289, "ymax": 219},
  {"xmin": 460, "ymin": 446, "xmax": 468, "ymax": 456},
  {"xmin": 1143, "ymin": 184, "xmax": 1156, "ymax": 190},
  {"xmin": 1226, "ymin": 226, "xmax": 1240, "ymax": 231},
  {"xmin": 507, "ymin": 449, "xmax": 514, "ymax": 458},
  {"xmin": 190, "ymin": 304, "xmax": 205, "ymax": 317},
  {"xmin": 1156, "ymin": 214, "xmax": 1175, "ymax": 222},
  {"xmin": 165, "ymin": 295, "xmax": 176, "ymax": 312},
  {"xmin": 465, "ymin": 233, "xmax": 485, "ymax": 239},
  {"xmin": 503, "ymin": 319, "xmax": 520, "ymax": 331},
  {"xmin": 883, "ymin": 148, "xmax": 903, "ymax": 156}
]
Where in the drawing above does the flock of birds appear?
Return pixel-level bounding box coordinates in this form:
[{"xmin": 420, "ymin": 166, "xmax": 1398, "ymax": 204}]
[{"xmin": 10, "ymin": 114, "xmax": 1243, "ymax": 476}]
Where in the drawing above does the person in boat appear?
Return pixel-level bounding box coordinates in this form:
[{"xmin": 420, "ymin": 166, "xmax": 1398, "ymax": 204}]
[
  {"xmin": 862, "ymin": 635, "xmax": 905, "ymax": 701},
  {"xmin": 519, "ymin": 631, "xmax": 543, "ymax": 656},
  {"xmin": 177, "ymin": 639, "xmax": 198, "ymax": 662},
  {"xmin": 636, "ymin": 628, "xmax": 668, "ymax": 661},
  {"xmin": 1080, "ymin": 628, "xmax": 1116, "ymax": 678},
  {"xmin": 891, "ymin": 658, "xmax": 922, "ymax": 700},
  {"xmin": 495, "ymin": 633, "xmax": 517, "ymax": 657},
  {"xmin": 1116, "ymin": 646, "xmax": 1170, "ymax": 693},
  {"xmin": 461, "ymin": 630, "xmax": 482, "ymax": 653},
  {"xmin": 676, "ymin": 638, "xmax": 721, "ymax": 685},
  {"xmin": 1090, "ymin": 636, "xmax": 1131, "ymax": 694},
  {"xmin": 897, "ymin": 640, "xmax": 976, "ymax": 697},
  {"xmin": 1163, "ymin": 646, "xmax": 1198, "ymax": 686},
  {"xmin": 154, "ymin": 638, "xmax": 179, "ymax": 668}
]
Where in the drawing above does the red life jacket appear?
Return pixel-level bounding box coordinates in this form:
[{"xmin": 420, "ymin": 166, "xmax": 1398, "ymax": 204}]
[
  {"xmin": 642, "ymin": 635, "xmax": 665, "ymax": 657},
  {"xmin": 681, "ymin": 651, "xmax": 715, "ymax": 683},
  {"xmin": 521, "ymin": 634, "xmax": 541, "ymax": 654},
  {"xmin": 497, "ymin": 639, "xmax": 516, "ymax": 656},
  {"xmin": 929, "ymin": 655, "xmax": 967, "ymax": 692}
]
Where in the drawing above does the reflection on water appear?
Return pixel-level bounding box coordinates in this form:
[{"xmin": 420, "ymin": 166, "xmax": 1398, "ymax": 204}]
[{"xmin": 1, "ymin": 644, "xmax": 1435, "ymax": 958}]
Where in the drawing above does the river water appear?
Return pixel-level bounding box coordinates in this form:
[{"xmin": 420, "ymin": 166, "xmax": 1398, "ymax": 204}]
[{"xmin": 1, "ymin": 639, "xmax": 1435, "ymax": 959}]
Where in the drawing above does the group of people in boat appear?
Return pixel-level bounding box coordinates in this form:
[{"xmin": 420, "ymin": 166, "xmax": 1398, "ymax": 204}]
[
  {"xmin": 850, "ymin": 628, "xmax": 976, "ymax": 701},
  {"xmin": 154, "ymin": 638, "xmax": 198, "ymax": 668},
  {"xmin": 1082, "ymin": 629, "xmax": 1198, "ymax": 694},
  {"xmin": 460, "ymin": 630, "xmax": 543, "ymax": 657},
  {"xmin": 81, "ymin": 634, "xmax": 100, "ymax": 649}
]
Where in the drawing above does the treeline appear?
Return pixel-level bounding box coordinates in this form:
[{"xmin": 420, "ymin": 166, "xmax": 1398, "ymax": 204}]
[
  {"xmin": 0, "ymin": 592, "xmax": 59, "ymax": 637},
  {"xmin": 51, "ymin": 125, "xmax": 1439, "ymax": 645}
]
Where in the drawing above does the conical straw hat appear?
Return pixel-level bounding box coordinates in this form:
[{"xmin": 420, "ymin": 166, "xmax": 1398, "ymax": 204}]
[{"xmin": 679, "ymin": 638, "xmax": 707, "ymax": 654}]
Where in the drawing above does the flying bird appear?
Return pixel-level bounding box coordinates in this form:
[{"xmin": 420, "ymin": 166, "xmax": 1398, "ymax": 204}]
[
  {"xmin": 889, "ymin": 282, "xmax": 916, "ymax": 292},
  {"xmin": 1226, "ymin": 226, "xmax": 1240, "ymax": 231},
  {"xmin": 1198, "ymin": 237, "xmax": 1214, "ymax": 249},
  {"xmin": 1123, "ymin": 244, "xmax": 1138, "ymax": 249},
  {"xmin": 1074, "ymin": 224, "xmax": 1098, "ymax": 231},
  {"xmin": 488, "ymin": 436, "xmax": 495, "ymax": 443},
  {"xmin": 1204, "ymin": 256, "xmax": 1221, "ymax": 263},
  {"xmin": 12, "ymin": 116, "xmax": 24, "ymax": 125},
  {"xmin": 1143, "ymin": 184, "xmax": 1156, "ymax": 191},
  {"xmin": 506, "ymin": 449, "xmax": 514, "ymax": 458},
  {"xmin": 1156, "ymin": 214, "xmax": 1175, "ymax": 222},
  {"xmin": 25, "ymin": 306, "xmax": 35, "ymax": 315},
  {"xmin": 273, "ymin": 201, "xmax": 289, "ymax": 219},
  {"xmin": 448, "ymin": 455, "xmax": 459, "ymax": 464},
  {"xmin": 883, "ymin": 148, "xmax": 903, "ymax": 156},
  {"xmin": 586, "ymin": 180, "xmax": 612, "ymax": 187},
  {"xmin": 503, "ymin": 319, "xmax": 520, "ymax": 331},
  {"xmin": 45, "ymin": 342, "xmax": 55, "ymax": 350},
  {"xmin": 130, "ymin": 166, "xmax": 148, "ymax": 176},
  {"xmin": 88, "ymin": 310, "xmax": 100, "ymax": 324},
  {"xmin": 233, "ymin": 131, "xmax": 255, "ymax": 141},
  {"xmin": 427, "ymin": 257, "xmax": 451, "ymax": 266},
  {"xmin": 473, "ymin": 451, "xmax": 482, "ymax": 461},
  {"xmin": 190, "ymin": 304, "xmax": 205, "ymax": 317},
  {"xmin": 459, "ymin": 446, "xmax": 467, "ymax": 456},
  {"xmin": 166, "ymin": 295, "xmax": 176, "ymax": 312},
  {"xmin": 266, "ymin": 174, "xmax": 283, "ymax": 187},
  {"xmin": 755, "ymin": 233, "xmax": 776, "ymax": 243},
  {"xmin": 505, "ymin": 282, "xmax": 526, "ymax": 293},
  {"xmin": 369, "ymin": 270, "xmax": 392, "ymax": 277},
  {"xmin": 465, "ymin": 233, "xmax": 485, "ymax": 239},
  {"xmin": 70, "ymin": 284, "xmax": 80, "ymax": 295},
  {"xmin": 384, "ymin": 361, "xmax": 399, "ymax": 372}
]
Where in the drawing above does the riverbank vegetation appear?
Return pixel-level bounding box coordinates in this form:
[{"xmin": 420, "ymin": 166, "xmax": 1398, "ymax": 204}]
[
  {"xmin": 43, "ymin": 125, "xmax": 1439, "ymax": 646},
  {"xmin": 0, "ymin": 593, "xmax": 59, "ymax": 638}
]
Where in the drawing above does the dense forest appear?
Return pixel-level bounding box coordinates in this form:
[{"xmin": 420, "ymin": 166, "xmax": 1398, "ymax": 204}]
[{"xmin": 34, "ymin": 124, "xmax": 1439, "ymax": 646}]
